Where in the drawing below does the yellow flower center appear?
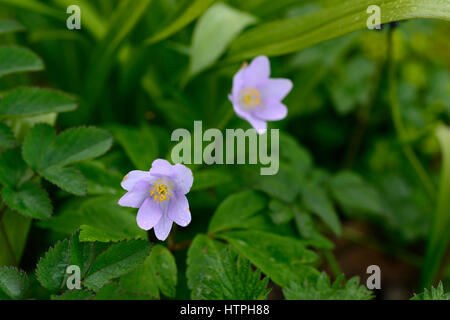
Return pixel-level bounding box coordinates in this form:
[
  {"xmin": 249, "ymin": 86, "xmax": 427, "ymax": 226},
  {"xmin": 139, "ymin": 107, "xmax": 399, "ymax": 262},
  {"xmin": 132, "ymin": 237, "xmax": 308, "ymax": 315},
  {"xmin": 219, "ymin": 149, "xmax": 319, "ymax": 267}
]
[
  {"xmin": 240, "ymin": 88, "xmax": 261, "ymax": 109},
  {"xmin": 150, "ymin": 178, "xmax": 173, "ymax": 203}
]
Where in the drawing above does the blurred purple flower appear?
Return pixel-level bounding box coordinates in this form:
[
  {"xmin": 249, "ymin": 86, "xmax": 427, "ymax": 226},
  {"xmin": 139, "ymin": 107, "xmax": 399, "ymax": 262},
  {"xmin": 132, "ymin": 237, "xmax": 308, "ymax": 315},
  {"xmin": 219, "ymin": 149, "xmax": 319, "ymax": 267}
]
[
  {"xmin": 228, "ymin": 55, "xmax": 293, "ymax": 134},
  {"xmin": 118, "ymin": 159, "xmax": 193, "ymax": 241}
]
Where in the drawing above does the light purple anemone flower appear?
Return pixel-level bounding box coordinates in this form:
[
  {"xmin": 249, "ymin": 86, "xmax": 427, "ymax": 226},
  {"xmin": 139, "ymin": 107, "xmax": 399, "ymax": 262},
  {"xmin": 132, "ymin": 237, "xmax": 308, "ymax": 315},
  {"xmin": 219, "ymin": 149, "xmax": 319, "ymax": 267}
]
[
  {"xmin": 228, "ymin": 55, "xmax": 293, "ymax": 134},
  {"xmin": 118, "ymin": 159, "xmax": 193, "ymax": 241}
]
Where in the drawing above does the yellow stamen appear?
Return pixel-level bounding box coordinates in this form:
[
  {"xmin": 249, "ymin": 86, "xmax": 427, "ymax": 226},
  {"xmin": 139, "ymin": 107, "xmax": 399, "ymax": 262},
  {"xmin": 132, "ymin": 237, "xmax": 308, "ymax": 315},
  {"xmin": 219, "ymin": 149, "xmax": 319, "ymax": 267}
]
[
  {"xmin": 239, "ymin": 88, "xmax": 261, "ymax": 109},
  {"xmin": 149, "ymin": 178, "xmax": 173, "ymax": 204}
]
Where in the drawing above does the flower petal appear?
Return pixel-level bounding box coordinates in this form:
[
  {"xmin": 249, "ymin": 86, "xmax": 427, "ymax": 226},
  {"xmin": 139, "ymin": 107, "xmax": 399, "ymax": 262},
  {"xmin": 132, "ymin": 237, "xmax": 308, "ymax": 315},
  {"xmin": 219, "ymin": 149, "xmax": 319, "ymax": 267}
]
[
  {"xmin": 149, "ymin": 159, "xmax": 173, "ymax": 177},
  {"xmin": 118, "ymin": 180, "xmax": 150, "ymax": 208},
  {"xmin": 231, "ymin": 67, "xmax": 246, "ymax": 101},
  {"xmin": 232, "ymin": 102, "xmax": 267, "ymax": 134},
  {"xmin": 121, "ymin": 170, "xmax": 153, "ymax": 191},
  {"xmin": 168, "ymin": 194, "xmax": 191, "ymax": 227},
  {"xmin": 173, "ymin": 164, "xmax": 193, "ymax": 194},
  {"xmin": 245, "ymin": 56, "xmax": 270, "ymax": 87},
  {"xmin": 252, "ymin": 99, "xmax": 288, "ymax": 121},
  {"xmin": 154, "ymin": 213, "xmax": 173, "ymax": 240},
  {"xmin": 136, "ymin": 197, "xmax": 162, "ymax": 230},
  {"xmin": 260, "ymin": 78, "xmax": 293, "ymax": 101}
]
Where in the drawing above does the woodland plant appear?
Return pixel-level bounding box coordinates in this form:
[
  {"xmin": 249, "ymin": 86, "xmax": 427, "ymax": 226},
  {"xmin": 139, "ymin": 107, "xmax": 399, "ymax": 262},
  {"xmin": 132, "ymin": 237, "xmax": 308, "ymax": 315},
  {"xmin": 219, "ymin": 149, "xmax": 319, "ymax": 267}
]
[{"xmin": 0, "ymin": 0, "xmax": 449, "ymax": 301}]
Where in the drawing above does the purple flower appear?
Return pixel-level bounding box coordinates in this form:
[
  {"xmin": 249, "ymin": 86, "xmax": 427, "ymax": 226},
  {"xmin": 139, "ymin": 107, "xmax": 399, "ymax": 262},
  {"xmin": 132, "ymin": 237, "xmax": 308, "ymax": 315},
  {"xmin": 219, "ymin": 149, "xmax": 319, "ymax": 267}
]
[
  {"xmin": 228, "ymin": 55, "xmax": 293, "ymax": 134},
  {"xmin": 118, "ymin": 159, "xmax": 193, "ymax": 240}
]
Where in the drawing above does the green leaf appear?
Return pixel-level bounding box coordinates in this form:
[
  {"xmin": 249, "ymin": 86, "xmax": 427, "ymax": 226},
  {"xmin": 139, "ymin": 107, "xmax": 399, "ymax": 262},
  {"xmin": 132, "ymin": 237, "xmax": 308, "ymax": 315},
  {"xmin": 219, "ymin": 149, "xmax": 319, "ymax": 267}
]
[
  {"xmin": 268, "ymin": 198, "xmax": 294, "ymax": 225},
  {"xmin": 0, "ymin": 46, "xmax": 43, "ymax": 78},
  {"xmin": 0, "ymin": 88, "xmax": 77, "ymax": 117},
  {"xmin": 111, "ymin": 125, "xmax": 158, "ymax": 170},
  {"xmin": 191, "ymin": 168, "xmax": 232, "ymax": 191},
  {"xmin": 421, "ymin": 125, "xmax": 450, "ymax": 287},
  {"xmin": 0, "ymin": 148, "xmax": 27, "ymax": 188},
  {"xmin": 412, "ymin": 282, "xmax": 450, "ymax": 300},
  {"xmin": 218, "ymin": 230, "xmax": 318, "ymax": 287},
  {"xmin": 51, "ymin": 289, "xmax": 94, "ymax": 300},
  {"xmin": 0, "ymin": 267, "xmax": 28, "ymax": 300},
  {"xmin": 40, "ymin": 166, "xmax": 87, "ymax": 196},
  {"xmin": 92, "ymin": 282, "xmax": 154, "ymax": 300},
  {"xmin": 0, "ymin": 123, "xmax": 15, "ymax": 149},
  {"xmin": 328, "ymin": 171, "xmax": 384, "ymax": 217},
  {"xmin": 36, "ymin": 231, "xmax": 95, "ymax": 293},
  {"xmin": 187, "ymin": 234, "xmax": 270, "ymax": 300},
  {"xmin": 120, "ymin": 244, "xmax": 177, "ymax": 298},
  {"xmin": 208, "ymin": 190, "xmax": 267, "ymax": 234},
  {"xmin": 0, "ymin": 19, "xmax": 24, "ymax": 34},
  {"xmin": 36, "ymin": 239, "xmax": 70, "ymax": 292},
  {"xmin": 226, "ymin": 0, "xmax": 450, "ymax": 62},
  {"xmin": 283, "ymin": 272, "xmax": 373, "ymax": 300},
  {"xmin": 144, "ymin": 0, "xmax": 217, "ymax": 45},
  {"xmin": 301, "ymin": 184, "xmax": 341, "ymax": 236},
  {"xmin": 22, "ymin": 123, "xmax": 56, "ymax": 171},
  {"xmin": 41, "ymin": 126, "xmax": 113, "ymax": 169},
  {"xmin": 75, "ymin": 161, "xmax": 122, "ymax": 195},
  {"xmin": 187, "ymin": 2, "xmax": 256, "ymax": 79},
  {"xmin": 38, "ymin": 196, "xmax": 147, "ymax": 241},
  {"xmin": 83, "ymin": 240, "xmax": 150, "ymax": 292},
  {"xmin": 2, "ymin": 181, "xmax": 52, "ymax": 219},
  {"xmin": 293, "ymin": 205, "xmax": 334, "ymax": 250}
]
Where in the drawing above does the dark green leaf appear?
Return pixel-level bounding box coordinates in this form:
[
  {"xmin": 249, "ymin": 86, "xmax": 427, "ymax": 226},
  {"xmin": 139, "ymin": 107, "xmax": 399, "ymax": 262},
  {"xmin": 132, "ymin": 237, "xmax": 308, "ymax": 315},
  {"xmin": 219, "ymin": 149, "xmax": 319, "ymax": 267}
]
[
  {"xmin": 0, "ymin": 123, "xmax": 15, "ymax": 149},
  {"xmin": 0, "ymin": 148, "xmax": 27, "ymax": 188},
  {"xmin": 0, "ymin": 267, "xmax": 28, "ymax": 299}
]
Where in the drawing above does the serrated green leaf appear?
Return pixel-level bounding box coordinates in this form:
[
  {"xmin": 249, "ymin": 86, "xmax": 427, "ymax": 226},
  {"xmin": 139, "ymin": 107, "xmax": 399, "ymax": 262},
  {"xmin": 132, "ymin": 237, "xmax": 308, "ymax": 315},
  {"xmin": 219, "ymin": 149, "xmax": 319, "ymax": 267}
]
[
  {"xmin": 301, "ymin": 183, "xmax": 341, "ymax": 236},
  {"xmin": 187, "ymin": 234, "xmax": 270, "ymax": 300},
  {"xmin": 111, "ymin": 125, "xmax": 158, "ymax": 170},
  {"xmin": 42, "ymin": 127, "xmax": 113, "ymax": 169},
  {"xmin": 0, "ymin": 88, "xmax": 77, "ymax": 117},
  {"xmin": 412, "ymin": 282, "xmax": 450, "ymax": 300},
  {"xmin": 120, "ymin": 244, "xmax": 177, "ymax": 298},
  {"xmin": 40, "ymin": 166, "xmax": 87, "ymax": 196},
  {"xmin": 208, "ymin": 190, "xmax": 267, "ymax": 234},
  {"xmin": 226, "ymin": 0, "xmax": 450, "ymax": 62},
  {"xmin": 0, "ymin": 20, "xmax": 24, "ymax": 34},
  {"xmin": 22, "ymin": 123, "xmax": 56, "ymax": 171},
  {"xmin": 329, "ymin": 171, "xmax": 384, "ymax": 217},
  {"xmin": 83, "ymin": 240, "xmax": 150, "ymax": 292},
  {"xmin": 2, "ymin": 181, "xmax": 52, "ymax": 219},
  {"xmin": 218, "ymin": 230, "xmax": 318, "ymax": 287},
  {"xmin": 36, "ymin": 239, "xmax": 70, "ymax": 292},
  {"xmin": 0, "ymin": 148, "xmax": 27, "ymax": 188},
  {"xmin": 145, "ymin": 0, "xmax": 217, "ymax": 45},
  {"xmin": 0, "ymin": 267, "xmax": 28, "ymax": 299},
  {"xmin": 0, "ymin": 122, "xmax": 15, "ymax": 149},
  {"xmin": 187, "ymin": 2, "xmax": 256, "ymax": 79},
  {"xmin": 68, "ymin": 231, "xmax": 96, "ymax": 278},
  {"xmin": 0, "ymin": 46, "xmax": 43, "ymax": 78},
  {"xmin": 283, "ymin": 272, "xmax": 373, "ymax": 300}
]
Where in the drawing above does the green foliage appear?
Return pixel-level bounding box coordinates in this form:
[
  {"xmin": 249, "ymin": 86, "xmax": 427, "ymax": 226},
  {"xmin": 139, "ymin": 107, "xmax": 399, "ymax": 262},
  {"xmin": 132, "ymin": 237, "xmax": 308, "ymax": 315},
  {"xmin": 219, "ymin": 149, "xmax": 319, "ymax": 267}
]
[
  {"xmin": 219, "ymin": 230, "xmax": 318, "ymax": 287},
  {"xmin": 187, "ymin": 2, "xmax": 256, "ymax": 79},
  {"xmin": 283, "ymin": 272, "xmax": 373, "ymax": 300},
  {"xmin": 0, "ymin": 46, "xmax": 43, "ymax": 78},
  {"xmin": 0, "ymin": 266, "xmax": 28, "ymax": 299},
  {"xmin": 36, "ymin": 231, "xmax": 150, "ymax": 294},
  {"xmin": 0, "ymin": 19, "xmax": 23, "ymax": 35},
  {"xmin": 0, "ymin": 123, "xmax": 15, "ymax": 149},
  {"xmin": 120, "ymin": 244, "xmax": 177, "ymax": 298},
  {"xmin": 187, "ymin": 235, "xmax": 270, "ymax": 300},
  {"xmin": 412, "ymin": 282, "xmax": 450, "ymax": 300}
]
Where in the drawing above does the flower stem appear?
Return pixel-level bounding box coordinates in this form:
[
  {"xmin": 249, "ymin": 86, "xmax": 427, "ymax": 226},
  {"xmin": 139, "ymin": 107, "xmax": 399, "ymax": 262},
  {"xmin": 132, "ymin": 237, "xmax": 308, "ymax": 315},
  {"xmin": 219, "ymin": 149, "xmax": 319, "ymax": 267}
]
[{"xmin": 387, "ymin": 26, "xmax": 436, "ymax": 199}]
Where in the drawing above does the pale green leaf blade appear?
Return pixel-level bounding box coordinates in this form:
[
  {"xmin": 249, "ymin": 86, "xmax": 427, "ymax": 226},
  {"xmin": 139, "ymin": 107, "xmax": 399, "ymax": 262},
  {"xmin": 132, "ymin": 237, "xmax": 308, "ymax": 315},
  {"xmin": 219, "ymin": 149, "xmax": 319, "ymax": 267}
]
[
  {"xmin": 227, "ymin": 0, "xmax": 450, "ymax": 62},
  {"xmin": 187, "ymin": 2, "xmax": 256, "ymax": 78},
  {"xmin": 22, "ymin": 123, "xmax": 56, "ymax": 171},
  {"xmin": 36, "ymin": 239, "xmax": 70, "ymax": 292}
]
